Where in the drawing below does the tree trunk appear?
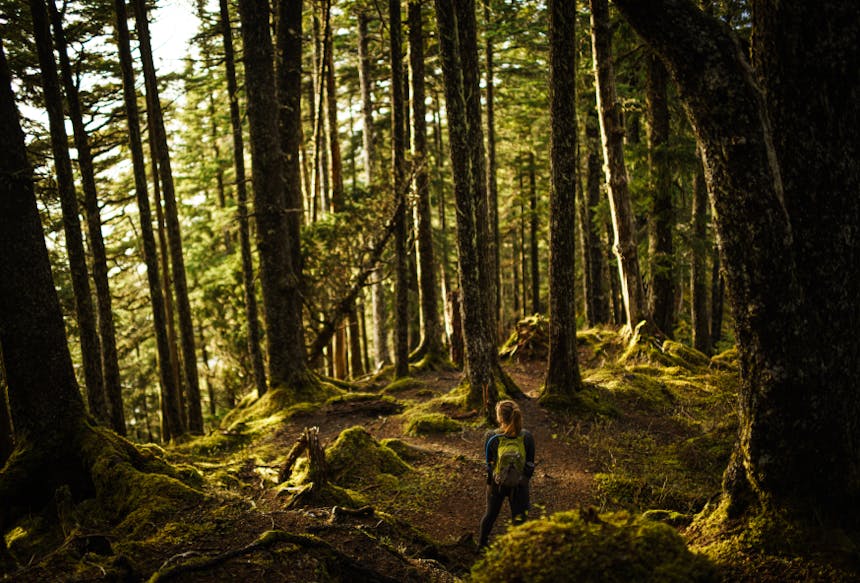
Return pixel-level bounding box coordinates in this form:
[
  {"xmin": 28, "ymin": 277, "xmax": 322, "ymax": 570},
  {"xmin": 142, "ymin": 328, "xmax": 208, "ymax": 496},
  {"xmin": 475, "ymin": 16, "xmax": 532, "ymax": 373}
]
[
  {"xmin": 710, "ymin": 243, "xmax": 724, "ymax": 346},
  {"xmin": 389, "ymin": 0, "xmax": 410, "ymax": 379},
  {"xmin": 645, "ymin": 53, "xmax": 675, "ymax": 338},
  {"xmin": 528, "ymin": 151, "xmax": 540, "ymax": 315},
  {"xmin": 409, "ymin": 0, "xmax": 444, "ymax": 360},
  {"xmin": 690, "ymin": 149, "xmax": 711, "ymax": 354},
  {"xmin": 347, "ymin": 304, "xmax": 364, "ymax": 378},
  {"xmin": 133, "ymin": 0, "xmax": 203, "ymax": 434},
  {"xmin": 219, "ymin": 0, "xmax": 267, "ymax": 397},
  {"xmin": 580, "ymin": 103, "xmax": 610, "ymax": 325},
  {"xmin": 613, "ymin": 0, "xmax": 860, "ymax": 526},
  {"xmin": 483, "ymin": 0, "xmax": 501, "ymax": 336},
  {"xmin": 544, "ymin": 0, "xmax": 583, "ymax": 400},
  {"xmin": 112, "ymin": 0, "xmax": 184, "ymax": 441},
  {"xmin": 358, "ymin": 11, "xmax": 390, "ymax": 370},
  {"xmin": 29, "ymin": 0, "xmax": 108, "ymax": 426},
  {"xmin": 519, "ymin": 173, "xmax": 528, "ymax": 318},
  {"xmin": 435, "ymin": 0, "xmax": 516, "ymax": 417},
  {"xmin": 606, "ymin": 223, "xmax": 623, "ymax": 325},
  {"xmin": 238, "ymin": 0, "xmax": 310, "ymax": 391},
  {"xmin": 589, "ymin": 0, "xmax": 649, "ymax": 334},
  {"xmin": 48, "ymin": 0, "xmax": 125, "ymax": 435},
  {"xmin": 324, "ymin": 12, "xmax": 344, "ymax": 213},
  {"xmin": 0, "ymin": 32, "xmax": 87, "ymax": 482}
]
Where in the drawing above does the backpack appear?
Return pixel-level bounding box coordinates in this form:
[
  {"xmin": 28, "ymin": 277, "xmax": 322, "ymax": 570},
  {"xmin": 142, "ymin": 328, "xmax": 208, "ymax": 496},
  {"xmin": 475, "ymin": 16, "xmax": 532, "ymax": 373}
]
[{"xmin": 488, "ymin": 434, "xmax": 526, "ymax": 488}]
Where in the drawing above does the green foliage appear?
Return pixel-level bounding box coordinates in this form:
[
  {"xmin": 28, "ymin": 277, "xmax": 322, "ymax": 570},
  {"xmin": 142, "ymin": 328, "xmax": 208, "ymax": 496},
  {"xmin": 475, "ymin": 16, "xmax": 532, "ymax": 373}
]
[{"xmin": 471, "ymin": 511, "xmax": 718, "ymax": 583}]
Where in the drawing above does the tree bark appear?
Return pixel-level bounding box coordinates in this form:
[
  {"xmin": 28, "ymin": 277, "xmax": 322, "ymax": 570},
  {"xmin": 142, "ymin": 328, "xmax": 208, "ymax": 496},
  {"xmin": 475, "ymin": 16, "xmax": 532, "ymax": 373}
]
[
  {"xmin": 389, "ymin": 0, "xmax": 410, "ymax": 379},
  {"xmin": 29, "ymin": 0, "xmax": 108, "ymax": 426},
  {"xmin": 133, "ymin": 0, "xmax": 203, "ymax": 434},
  {"xmin": 219, "ymin": 0, "xmax": 267, "ymax": 397},
  {"xmin": 580, "ymin": 103, "xmax": 610, "ymax": 325},
  {"xmin": 409, "ymin": 0, "xmax": 444, "ymax": 359},
  {"xmin": 690, "ymin": 149, "xmax": 711, "ymax": 354},
  {"xmin": 0, "ymin": 369, "xmax": 12, "ymax": 465},
  {"xmin": 324, "ymin": 7, "xmax": 344, "ymax": 213},
  {"xmin": 709, "ymin": 242, "xmax": 723, "ymax": 345},
  {"xmin": 613, "ymin": 0, "xmax": 860, "ymax": 525},
  {"xmin": 483, "ymin": 0, "xmax": 501, "ymax": 335},
  {"xmin": 528, "ymin": 151, "xmax": 540, "ymax": 315},
  {"xmin": 589, "ymin": 0, "xmax": 649, "ymax": 334},
  {"xmin": 238, "ymin": 0, "xmax": 310, "ymax": 391},
  {"xmin": 544, "ymin": 0, "xmax": 583, "ymax": 400},
  {"xmin": 645, "ymin": 53, "xmax": 675, "ymax": 337},
  {"xmin": 435, "ymin": 0, "xmax": 513, "ymax": 416},
  {"xmin": 112, "ymin": 0, "xmax": 184, "ymax": 441},
  {"xmin": 48, "ymin": 0, "xmax": 125, "ymax": 435},
  {"xmin": 0, "ymin": 32, "xmax": 86, "ymax": 463}
]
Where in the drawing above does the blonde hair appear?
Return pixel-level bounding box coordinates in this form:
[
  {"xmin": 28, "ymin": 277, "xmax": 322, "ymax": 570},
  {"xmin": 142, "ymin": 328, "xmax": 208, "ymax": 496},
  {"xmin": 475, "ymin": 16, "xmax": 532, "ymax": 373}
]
[{"xmin": 496, "ymin": 400, "xmax": 523, "ymax": 437}]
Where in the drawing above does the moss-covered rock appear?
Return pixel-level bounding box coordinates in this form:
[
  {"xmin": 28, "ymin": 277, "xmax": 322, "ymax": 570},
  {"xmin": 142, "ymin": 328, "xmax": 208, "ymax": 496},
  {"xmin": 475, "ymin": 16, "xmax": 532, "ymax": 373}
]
[
  {"xmin": 325, "ymin": 427, "xmax": 411, "ymax": 488},
  {"xmin": 404, "ymin": 413, "xmax": 461, "ymax": 436},
  {"xmin": 709, "ymin": 347, "xmax": 739, "ymax": 372},
  {"xmin": 380, "ymin": 438, "xmax": 427, "ymax": 462},
  {"xmin": 662, "ymin": 340, "xmax": 711, "ymax": 370},
  {"xmin": 382, "ymin": 377, "xmax": 427, "ymax": 395},
  {"xmin": 471, "ymin": 511, "xmax": 718, "ymax": 582}
]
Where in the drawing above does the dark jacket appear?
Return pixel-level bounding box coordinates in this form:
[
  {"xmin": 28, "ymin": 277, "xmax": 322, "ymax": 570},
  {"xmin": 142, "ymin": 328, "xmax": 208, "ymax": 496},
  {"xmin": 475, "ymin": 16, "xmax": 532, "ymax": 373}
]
[{"xmin": 484, "ymin": 429, "xmax": 535, "ymax": 485}]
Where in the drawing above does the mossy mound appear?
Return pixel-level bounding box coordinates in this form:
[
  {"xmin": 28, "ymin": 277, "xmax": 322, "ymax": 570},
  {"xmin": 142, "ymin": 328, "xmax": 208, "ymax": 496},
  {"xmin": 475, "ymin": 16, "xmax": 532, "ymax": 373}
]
[
  {"xmin": 471, "ymin": 511, "xmax": 718, "ymax": 583},
  {"xmin": 219, "ymin": 381, "xmax": 340, "ymax": 435},
  {"xmin": 382, "ymin": 376, "xmax": 427, "ymax": 395},
  {"xmin": 710, "ymin": 347, "xmax": 739, "ymax": 371},
  {"xmin": 325, "ymin": 426, "xmax": 411, "ymax": 488},
  {"xmin": 662, "ymin": 340, "xmax": 711, "ymax": 370},
  {"xmin": 380, "ymin": 438, "xmax": 428, "ymax": 462},
  {"xmin": 499, "ymin": 314, "xmax": 549, "ymax": 360},
  {"xmin": 404, "ymin": 413, "xmax": 461, "ymax": 436},
  {"xmin": 538, "ymin": 383, "xmax": 620, "ymax": 418}
]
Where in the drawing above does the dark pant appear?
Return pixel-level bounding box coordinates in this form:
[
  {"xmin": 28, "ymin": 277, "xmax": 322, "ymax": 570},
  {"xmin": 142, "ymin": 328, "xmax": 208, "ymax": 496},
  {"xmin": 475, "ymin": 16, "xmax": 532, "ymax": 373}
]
[{"xmin": 478, "ymin": 481, "xmax": 530, "ymax": 547}]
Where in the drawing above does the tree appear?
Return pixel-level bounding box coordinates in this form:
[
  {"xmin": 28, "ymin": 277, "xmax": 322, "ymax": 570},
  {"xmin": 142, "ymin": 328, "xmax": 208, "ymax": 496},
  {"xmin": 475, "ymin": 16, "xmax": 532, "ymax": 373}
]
[
  {"xmin": 133, "ymin": 0, "xmax": 203, "ymax": 434},
  {"xmin": 690, "ymin": 148, "xmax": 710, "ymax": 354},
  {"xmin": 389, "ymin": 0, "xmax": 410, "ymax": 379},
  {"xmin": 589, "ymin": 0, "xmax": 648, "ymax": 334},
  {"xmin": 112, "ymin": 0, "xmax": 185, "ymax": 440},
  {"xmin": 613, "ymin": 0, "xmax": 860, "ymax": 528},
  {"xmin": 645, "ymin": 53, "xmax": 674, "ymax": 337},
  {"xmin": 238, "ymin": 0, "xmax": 310, "ymax": 391},
  {"xmin": 218, "ymin": 0, "xmax": 267, "ymax": 397},
  {"xmin": 408, "ymin": 0, "xmax": 444, "ymax": 362},
  {"xmin": 47, "ymin": 0, "xmax": 125, "ymax": 435},
  {"xmin": 28, "ymin": 0, "xmax": 108, "ymax": 425},
  {"xmin": 435, "ymin": 0, "xmax": 520, "ymax": 417},
  {"xmin": 483, "ymin": 0, "xmax": 501, "ymax": 334},
  {"xmin": 543, "ymin": 0, "xmax": 583, "ymax": 402}
]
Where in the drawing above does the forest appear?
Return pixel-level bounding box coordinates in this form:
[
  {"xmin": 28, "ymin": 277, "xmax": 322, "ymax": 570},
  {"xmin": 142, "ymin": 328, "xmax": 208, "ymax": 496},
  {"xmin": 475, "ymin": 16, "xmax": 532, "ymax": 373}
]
[{"xmin": 0, "ymin": 0, "xmax": 858, "ymax": 580}]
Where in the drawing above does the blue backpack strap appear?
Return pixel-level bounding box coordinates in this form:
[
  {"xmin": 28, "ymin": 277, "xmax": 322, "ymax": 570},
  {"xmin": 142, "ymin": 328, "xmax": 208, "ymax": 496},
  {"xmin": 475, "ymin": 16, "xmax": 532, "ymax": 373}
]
[{"xmin": 485, "ymin": 433, "xmax": 502, "ymax": 465}]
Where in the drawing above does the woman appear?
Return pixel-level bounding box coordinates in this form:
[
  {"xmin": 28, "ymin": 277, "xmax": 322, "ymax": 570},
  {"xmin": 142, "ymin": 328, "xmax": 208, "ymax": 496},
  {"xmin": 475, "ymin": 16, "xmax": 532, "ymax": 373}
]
[{"xmin": 478, "ymin": 399, "xmax": 535, "ymax": 549}]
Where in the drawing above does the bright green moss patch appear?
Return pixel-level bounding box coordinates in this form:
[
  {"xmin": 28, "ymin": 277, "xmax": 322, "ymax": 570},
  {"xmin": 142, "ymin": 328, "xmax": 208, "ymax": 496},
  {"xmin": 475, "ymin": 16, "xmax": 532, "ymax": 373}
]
[
  {"xmin": 325, "ymin": 426, "xmax": 411, "ymax": 488},
  {"xmin": 710, "ymin": 347, "xmax": 739, "ymax": 371},
  {"xmin": 404, "ymin": 413, "xmax": 460, "ymax": 436},
  {"xmin": 642, "ymin": 509, "xmax": 693, "ymax": 527},
  {"xmin": 220, "ymin": 381, "xmax": 340, "ymax": 433},
  {"xmin": 380, "ymin": 438, "xmax": 427, "ymax": 461},
  {"xmin": 662, "ymin": 340, "xmax": 711, "ymax": 370},
  {"xmin": 471, "ymin": 511, "xmax": 718, "ymax": 583}
]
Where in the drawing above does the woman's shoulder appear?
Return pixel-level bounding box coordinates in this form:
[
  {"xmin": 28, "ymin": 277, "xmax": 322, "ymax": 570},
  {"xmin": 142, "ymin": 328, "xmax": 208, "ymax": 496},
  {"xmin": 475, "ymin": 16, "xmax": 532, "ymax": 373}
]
[{"xmin": 521, "ymin": 429, "xmax": 534, "ymax": 440}]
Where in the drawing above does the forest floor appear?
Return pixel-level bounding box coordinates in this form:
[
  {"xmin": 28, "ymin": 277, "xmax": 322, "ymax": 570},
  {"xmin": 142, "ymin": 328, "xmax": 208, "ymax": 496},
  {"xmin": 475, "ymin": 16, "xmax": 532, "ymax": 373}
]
[{"xmin": 5, "ymin": 327, "xmax": 858, "ymax": 582}]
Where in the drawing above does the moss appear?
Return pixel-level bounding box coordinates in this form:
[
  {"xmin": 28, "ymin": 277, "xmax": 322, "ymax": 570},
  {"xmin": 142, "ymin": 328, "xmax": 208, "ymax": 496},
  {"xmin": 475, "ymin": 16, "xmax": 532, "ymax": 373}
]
[
  {"xmin": 220, "ymin": 381, "xmax": 340, "ymax": 434},
  {"xmin": 539, "ymin": 384, "xmax": 620, "ymax": 418},
  {"xmin": 4, "ymin": 510, "xmax": 64, "ymax": 566},
  {"xmin": 662, "ymin": 340, "xmax": 710, "ymax": 370},
  {"xmin": 471, "ymin": 511, "xmax": 718, "ymax": 582},
  {"xmin": 382, "ymin": 377, "xmax": 427, "ymax": 395},
  {"xmin": 380, "ymin": 439, "xmax": 427, "ymax": 462},
  {"xmin": 642, "ymin": 509, "xmax": 693, "ymax": 527},
  {"xmin": 710, "ymin": 347, "xmax": 739, "ymax": 371},
  {"xmin": 325, "ymin": 427, "xmax": 411, "ymax": 488},
  {"xmin": 404, "ymin": 413, "xmax": 461, "ymax": 436}
]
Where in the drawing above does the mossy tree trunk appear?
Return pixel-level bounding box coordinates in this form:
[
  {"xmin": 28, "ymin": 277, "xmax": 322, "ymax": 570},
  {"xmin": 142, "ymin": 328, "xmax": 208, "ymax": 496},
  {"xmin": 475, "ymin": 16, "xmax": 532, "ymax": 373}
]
[
  {"xmin": 614, "ymin": 0, "xmax": 860, "ymax": 526},
  {"xmin": 239, "ymin": 0, "xmax": 311, "ymax": 391},
  {"xmin": 409, "ymin": 0, "xmax": 444, "ymax": 361},
  {"xmin": 219, "ymin": 0, "xmax": 267, "ymax": 397},
  {"xmin": 709, "ymin": 243, "xmax": 724, "ymax": 345},
  {"xmin": 528, "ymin": 152, "xmax": 540, "ymax": 315},
  {"xmin": 645, "ymin": 53, "xmax": 675, "ymax": 338},
  {"xmin": 589, "ymin": 0, "xmax": 650, "ymax": 335},
  {"xmin": 0, "ymin": 374, "xmax": 11, "ymax": 466},
  {"xmin": 389, "ymin": 0, "xmax": 410, "ymax": 379},
  {"xmin": 690, "ymin": 149, "xmax": 711, "ymax": 354},
  {"xmin": 0, "ymin": 36, "xmax": 88, "ymax": 526},
  {"xmin": 29, "ymin": 0, "xmax": 108, "ymax": 426},
  {"xmin": 48, "ymin": 0, "xmax": 125, "ymax": 435},
  {"xmin": 544, "ymin": 0, "xmax": 583, "ymax": 401},
  {"xmin": 435, "ymin": 0, "xmax": 519, "ymax": 417},
  {"xmin": 113, "ymin": 0, "xmax": 184, "ymax": 441},
  {"xmin": 133, "ymin": 0, "xmax": 203, "ymax": 434},
  {"xmin": 483, "ymin": 0, "xmax": 501, "ymax": 337}
]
